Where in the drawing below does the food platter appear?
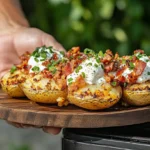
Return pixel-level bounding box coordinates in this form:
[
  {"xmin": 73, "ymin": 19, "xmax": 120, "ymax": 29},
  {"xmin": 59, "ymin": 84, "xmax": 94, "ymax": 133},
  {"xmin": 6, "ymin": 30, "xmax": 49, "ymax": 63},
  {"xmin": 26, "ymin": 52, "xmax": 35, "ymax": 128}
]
[{"xmin": 0, "ymin": 90, "xmax": 150, "ymax": 128}]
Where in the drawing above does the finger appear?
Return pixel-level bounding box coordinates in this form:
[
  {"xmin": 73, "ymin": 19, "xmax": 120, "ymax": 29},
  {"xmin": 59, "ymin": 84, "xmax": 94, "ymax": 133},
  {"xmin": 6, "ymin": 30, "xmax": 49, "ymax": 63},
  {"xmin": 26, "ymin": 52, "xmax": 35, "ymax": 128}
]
[
  {"xmin": 41, "ymin": 32, "xmax": 66, "ymax": 51},
  {"xmin": 42, "ymin": 127, "xmax": 61, "ymax": 135},
  {"xmin": 6, "ymin": 121, "xmax": 42, "ymax": 128}
]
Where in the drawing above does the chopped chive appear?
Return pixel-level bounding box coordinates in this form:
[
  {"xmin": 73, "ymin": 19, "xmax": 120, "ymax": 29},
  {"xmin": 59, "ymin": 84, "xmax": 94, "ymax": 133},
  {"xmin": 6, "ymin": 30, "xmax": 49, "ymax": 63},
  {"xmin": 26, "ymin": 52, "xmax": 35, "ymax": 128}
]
[
  {"xmin": 68, "ymin": 78, "xmax": 73, "ymax": 83},
  {"xmin": 40, "ymin": 52, "xmax": 47, "ymax": 59},
  {"xmin": 75, "ymin": 66, "xmax": 82, "ymax": 73},
  {"xmin": 96, "ymin": 57, "xmax": 100, "ymax": 63},
  {"xmin": 84, "ymin": 48, "xmax": 95, "ymax": 55},
  {"xmin": 101, "ymin": 64, "xmax": 104, "ymax": 69},
  {"xmin": 129, "ymin": 62, "xmax": 135, "ymax": 70},
  {"xmin": 147, "ymin": 72, "xmax": 150, "ymax": 75},
  {"xmin": 34, "ymin": 57, "xmax": 39, "ymax": 62},
  {"xmin": 98, "ymin": 50, "xmax": 104, "ymax": 57},
  {"xmin": 81, "ymin": 72, "xmax": 86, "ymax": 78},
  {"xmin": 87, "ymin": 62, "xmax": 92, "ymax": 66},
  {"xmin": 122, "ymin": 59, "xmax": 126, "ymax": 64},
  {"xmin": 32, "ymin": 66, "xmax": 40, "ymax": 72},
  {"xmin": 94, "ymin": 63, "xmax": 98, "ymax": 68},
  {"xmin": 111, "ymin": 81, "xmax": 117, "ymax": 86},
  {"xmin": 10, "ymin": 65, "xmax": 17, "ymax": 73}
]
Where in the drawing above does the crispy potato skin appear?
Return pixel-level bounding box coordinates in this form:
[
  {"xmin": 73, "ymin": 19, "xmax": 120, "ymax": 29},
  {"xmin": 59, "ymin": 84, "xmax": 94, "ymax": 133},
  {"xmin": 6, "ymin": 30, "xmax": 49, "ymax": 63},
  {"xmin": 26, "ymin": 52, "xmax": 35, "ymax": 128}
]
[
  {"xmin": 68, "ymin": 84, "xmax": 122, "ymax": 110},
  {"xmin": 1, "ymin": 71, "xmax": 25, "ymax": 97},
  {"xmin": 123, "ymin": 81, "xmax": 150, "ymax": 106},
  {"xmin": 21, "ymin": 74, "xmax": 67, "ymax": 103}
]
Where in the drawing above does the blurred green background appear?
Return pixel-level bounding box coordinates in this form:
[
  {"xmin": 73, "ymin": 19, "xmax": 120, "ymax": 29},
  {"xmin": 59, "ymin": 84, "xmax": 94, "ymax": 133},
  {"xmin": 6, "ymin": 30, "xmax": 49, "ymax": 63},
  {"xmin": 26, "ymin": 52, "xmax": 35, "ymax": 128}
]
[{"xmin": 21, "ymin": 0, "xmax": 150, "ymax": 55}]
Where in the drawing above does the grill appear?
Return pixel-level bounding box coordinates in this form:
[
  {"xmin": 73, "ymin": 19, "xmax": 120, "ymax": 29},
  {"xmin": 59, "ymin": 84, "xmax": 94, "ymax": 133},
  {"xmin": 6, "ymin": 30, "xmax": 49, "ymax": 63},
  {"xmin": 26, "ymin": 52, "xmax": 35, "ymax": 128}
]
[{"xmin": 62, "ymin": 123, "xmax": 150, "ymax": 150}]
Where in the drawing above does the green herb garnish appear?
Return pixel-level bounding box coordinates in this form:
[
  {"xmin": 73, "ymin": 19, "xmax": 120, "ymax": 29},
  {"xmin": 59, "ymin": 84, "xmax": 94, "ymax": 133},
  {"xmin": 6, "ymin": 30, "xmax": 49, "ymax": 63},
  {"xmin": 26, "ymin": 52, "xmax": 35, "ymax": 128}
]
[
  {"xmin": 81, "ymin": 72, "xmax": 86, "ymax": 78},
  {"xmin": 101, "ymin": 64, "xmax": 104, "ymax": 69},
  {"xmin": 147, "ymin": 72, "xmax": 150, "ymax": 75},
  {"xmin": 98, "ymin": 51, "xmax": 104, "ymax": 57},
  {"xmin": 48, "ymin": 66, "xmax": 57, "ymax": 74},
  {"xmin": 87, "ymin": 62, "xmax": 92, "ymax": 66},
  {"xmin": 96, "ymin": 57, "xmax": 100, "ymax": 63},
  {"xmin": 10, "ymin": 65, "xmax": 17, "ymax": 73},
  {"xmin": 34, "ymin": 57, "xmax": 39, "ymax": 62},
  {"xmin": 94, "ymin": 63, "xmax": 98, "ymax": 68},
  {"xmin": 32, "ymin": 66, "xmax": 40, "ymax": 72},
  {"xmin": 122, "ymin": 59, "xmax": 126, "ymax": 64},
  {"xmin": 111, "ymin": 81, "xmax": 117, "ymax": 86},
  {"xmin": 68, "ymin": 78, "xmax": 73, "ymax": 84},
  {"xmin": 129, "ymin": 62, "xmax": 135, "ymax": 70},
  {"xmin": 40, "ymin": 52, "xmax": 47, "ymax": 59},
  {"xmin": 84, "ymin": 48, "xmax": 95, "ymax": 55},
  {"xmin": 75, "ymin": 66, "xmax": 82, "ymax": 73}
]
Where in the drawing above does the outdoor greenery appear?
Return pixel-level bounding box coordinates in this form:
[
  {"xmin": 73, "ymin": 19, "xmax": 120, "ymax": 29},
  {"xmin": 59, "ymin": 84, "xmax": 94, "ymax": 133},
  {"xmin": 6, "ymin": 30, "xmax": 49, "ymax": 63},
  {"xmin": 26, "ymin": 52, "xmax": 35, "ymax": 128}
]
[{"xmin": 21, "ymin": 0, "xmax": 150, "ymax": 55}]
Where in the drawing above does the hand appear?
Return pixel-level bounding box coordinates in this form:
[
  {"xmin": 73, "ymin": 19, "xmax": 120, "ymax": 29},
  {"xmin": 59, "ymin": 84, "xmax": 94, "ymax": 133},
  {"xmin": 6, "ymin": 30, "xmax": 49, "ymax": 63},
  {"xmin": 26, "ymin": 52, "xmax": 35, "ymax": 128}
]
[
  {"xmin": 0, "ymin": 27, "xmax": 64, "ymax": 134},
  {"xmin": 7, "ymin": 121, "xmax": 61, "ymax": 135},
  {"xmin": 0, "ymin": 27, "xmax": 65, "ymax": 78}
]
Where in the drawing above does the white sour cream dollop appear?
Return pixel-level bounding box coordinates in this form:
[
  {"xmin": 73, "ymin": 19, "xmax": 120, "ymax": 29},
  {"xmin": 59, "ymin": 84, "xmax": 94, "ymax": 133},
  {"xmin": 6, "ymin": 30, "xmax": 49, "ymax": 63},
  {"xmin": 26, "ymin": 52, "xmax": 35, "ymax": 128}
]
[
  {"xmin": 28, "ymin": 47, "xmax": 64, "ymax": 73},
  {"xmin": 67, "ymin": 57, "xmax": 105, "ymax": 85}
]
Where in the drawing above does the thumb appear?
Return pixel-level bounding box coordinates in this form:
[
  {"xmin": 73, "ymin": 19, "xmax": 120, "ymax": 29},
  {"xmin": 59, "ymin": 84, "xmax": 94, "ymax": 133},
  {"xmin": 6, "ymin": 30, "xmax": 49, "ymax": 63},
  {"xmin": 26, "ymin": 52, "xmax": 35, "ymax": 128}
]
[{"xmin": 41, "ymin": 32, "xmax": 65, "ymax": 51}]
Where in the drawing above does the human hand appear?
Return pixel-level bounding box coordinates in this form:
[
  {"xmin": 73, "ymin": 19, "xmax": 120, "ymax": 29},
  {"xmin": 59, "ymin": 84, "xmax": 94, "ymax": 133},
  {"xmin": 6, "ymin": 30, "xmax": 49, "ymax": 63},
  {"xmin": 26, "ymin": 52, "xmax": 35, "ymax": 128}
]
[
  {"xmin": 0, "ymin": 27, "xmax": 65, "ymax": 78},
  {"xmin": 0, "ymin": 27, "xmax": 64, "ymax": 134},
  {"xmin": 7, "ymin": 121, "xmax": 61, "ymax": 135}
]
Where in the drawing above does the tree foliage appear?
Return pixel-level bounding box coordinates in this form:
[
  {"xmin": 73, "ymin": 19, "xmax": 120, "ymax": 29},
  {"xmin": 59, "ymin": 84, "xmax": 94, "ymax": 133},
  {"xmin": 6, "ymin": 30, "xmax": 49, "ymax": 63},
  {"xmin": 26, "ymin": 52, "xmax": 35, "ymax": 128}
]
[{"xmin": 21, "ymin": 0, "xmax": 150, "ymax": 55}]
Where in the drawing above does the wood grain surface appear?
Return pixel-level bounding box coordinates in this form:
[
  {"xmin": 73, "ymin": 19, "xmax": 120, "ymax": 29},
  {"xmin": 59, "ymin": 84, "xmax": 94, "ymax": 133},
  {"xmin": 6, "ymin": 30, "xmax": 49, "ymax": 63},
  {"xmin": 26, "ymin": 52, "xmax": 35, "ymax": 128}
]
[{"xmin": 0, "ymin": 90, "xmax": 150, "ymax": 128}]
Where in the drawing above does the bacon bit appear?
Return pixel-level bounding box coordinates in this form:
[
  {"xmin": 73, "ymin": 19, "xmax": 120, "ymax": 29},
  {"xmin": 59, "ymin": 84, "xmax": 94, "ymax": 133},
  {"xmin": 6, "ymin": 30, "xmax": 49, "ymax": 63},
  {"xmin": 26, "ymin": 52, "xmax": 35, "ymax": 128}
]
[
  {"xmin": 134, "ymin": 60, "xmax": 146, "ymax": 76},
  {"xmin": 68, "ymin": 76, "xmax": 86, "ymax": 93},
  {"xmin": 63, "ymin": 63, "xmax": 72, "ymax": 76},
  {"xmin": 104, "ymin": 74, "xmax": 112, "ymax": 83},
  {"xmin": 101, "ymin": 49, "xmax": 113, "ymax": 64},
  {"xmin": 20, "ymin": 52, "xmax": 30, "ymax": 61},
  {"xmin": 42, "ymin": 60, "xmax": 49, "ymax": 66},
  {"xmin": 42, "ymin": 70, "xmax": 53, "ymax": 78},
  {"xmin": 114, "ymin": 53, "xmax": 119, "ymax": 60},
  {"xmin": 104, "ymin": 61, "xmax": 119, "ymax": 73},
  {"xmin": 116, "ymin": 66, "xmax": 126, "ymax": 76},
  {"xmin": 52, "ymin": 53, "xmax": 58, "ymax": 60},
  {"xmin": 134, "ymin": 49, "xmax": 144, "ymax": 54},
  {"xmin": 71, "ymin": 47, "xmax": 80, "ymax": 54}
]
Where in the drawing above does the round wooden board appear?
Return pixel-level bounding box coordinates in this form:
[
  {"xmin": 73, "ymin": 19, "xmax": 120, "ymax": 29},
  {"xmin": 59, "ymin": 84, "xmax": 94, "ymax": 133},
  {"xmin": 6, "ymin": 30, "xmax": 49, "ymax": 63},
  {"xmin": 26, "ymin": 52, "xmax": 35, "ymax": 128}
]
[{"xmin": 0, "ymin": 90, "xmax": 150, "ymax": 128}]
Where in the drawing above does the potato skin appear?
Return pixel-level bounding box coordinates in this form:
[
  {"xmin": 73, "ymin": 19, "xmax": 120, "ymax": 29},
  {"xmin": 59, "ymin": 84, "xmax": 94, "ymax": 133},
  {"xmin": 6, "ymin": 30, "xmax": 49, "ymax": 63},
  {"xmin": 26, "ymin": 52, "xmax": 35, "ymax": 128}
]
[
  {"xmin": 21, "ymin": 74, "xmax": 67, "ymax": 103},
  {"xmin": 68, "ymin": 83, "xmax": 122, "ymax": 110},
  {"xmin": 123, "ymin": 81, "xmax": 150, "ymax": 106},
  {"xmin": 1, "ymin": 71, "xmax": 25, "ymax": 97}
]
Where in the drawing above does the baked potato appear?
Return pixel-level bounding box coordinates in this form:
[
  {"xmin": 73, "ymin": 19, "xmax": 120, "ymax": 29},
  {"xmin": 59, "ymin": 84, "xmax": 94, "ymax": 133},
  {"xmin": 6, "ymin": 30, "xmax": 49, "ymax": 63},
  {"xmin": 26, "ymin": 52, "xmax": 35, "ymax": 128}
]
[
  {"xmin": 67, "ymin": 50, "xmax": 122, "ymax": 110},
  {"xmin": 68, "ymin": 83, "xmax": 122, "ymax": 110},
  {"xmin": 20, "ymin": 73, "xmax": 67, "ymax": 104},
  {"xmin": 123, "ymin": 81, "xmax": 150, "ymax": 106},
  {"xmin": 1, "ymin": 70, "xmax": 25, "ymax": 97}
]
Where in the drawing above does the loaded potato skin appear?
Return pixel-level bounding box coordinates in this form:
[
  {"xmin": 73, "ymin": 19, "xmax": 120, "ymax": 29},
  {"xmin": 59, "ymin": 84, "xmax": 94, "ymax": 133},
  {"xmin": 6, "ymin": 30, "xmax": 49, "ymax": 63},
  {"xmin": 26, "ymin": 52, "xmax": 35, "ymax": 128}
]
[
  {"xmin": 115, "ymin": 50, "xmax": 150, "ymax": 106},
  {"xmin": 123, "ymin": 81, "xmax": 150, "ymax": 106},
  {"xmin": 20, "ymin": 74, "xmax": 68, "ymax": 103},
  {"xmin": 68, "ymin": 83, "xmax": 122, "ymax": 110},
  {"xmin": 20, "ymin": 46, "xmax": 86, "ymax": 104},
  {"xmin": 67, "ymin": 49, "xmax": 122, "ymax": 110},
  {"xmin": 1, "ymin": 70, "xmax": 25, "ymax": 97}
]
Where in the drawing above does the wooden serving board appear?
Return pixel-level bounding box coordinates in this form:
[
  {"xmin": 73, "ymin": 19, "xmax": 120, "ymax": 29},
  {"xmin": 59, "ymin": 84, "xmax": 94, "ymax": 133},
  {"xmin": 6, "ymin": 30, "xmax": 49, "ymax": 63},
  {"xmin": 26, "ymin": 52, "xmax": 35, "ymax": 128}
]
[{"xmin": 0, "ymin": 90, "xmax": 150, "ymax": 128}]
